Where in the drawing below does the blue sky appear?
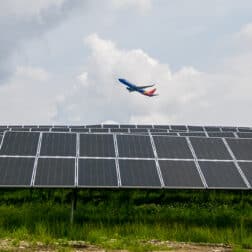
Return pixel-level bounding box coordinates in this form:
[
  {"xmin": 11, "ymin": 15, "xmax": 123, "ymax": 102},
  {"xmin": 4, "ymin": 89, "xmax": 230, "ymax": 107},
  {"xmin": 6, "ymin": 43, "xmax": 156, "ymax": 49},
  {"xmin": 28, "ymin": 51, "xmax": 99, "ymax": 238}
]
[{"xmin": 1, "ymin": 0, "xmax": 252, "ymax": 125}]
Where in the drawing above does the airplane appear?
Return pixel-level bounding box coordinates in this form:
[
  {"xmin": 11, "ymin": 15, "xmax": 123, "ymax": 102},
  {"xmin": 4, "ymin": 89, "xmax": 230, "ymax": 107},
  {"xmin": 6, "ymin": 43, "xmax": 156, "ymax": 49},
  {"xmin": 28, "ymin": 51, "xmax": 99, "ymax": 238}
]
[{"xmin": 118, "ymin": 78, "xmax": 158, "ymax": 97}]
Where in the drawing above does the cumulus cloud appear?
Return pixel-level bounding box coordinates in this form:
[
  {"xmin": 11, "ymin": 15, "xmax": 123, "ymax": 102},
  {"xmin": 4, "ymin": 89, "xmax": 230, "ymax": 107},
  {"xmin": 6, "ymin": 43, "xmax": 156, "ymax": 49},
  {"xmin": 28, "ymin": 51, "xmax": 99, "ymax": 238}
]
[
  {"xmin": 54, "ymin": 31, "xmax": 252, "ymax": 126},
  {"xmin": 0, "ymin": 66, "xmax": 61, "ymax": 124},
  {"xmin": 0, "ymin": 0, "xmax": 66, "ymax": 18},
  {"xmin": 110, "ymin": 0, "xmax": 152, "ymax": 13}
]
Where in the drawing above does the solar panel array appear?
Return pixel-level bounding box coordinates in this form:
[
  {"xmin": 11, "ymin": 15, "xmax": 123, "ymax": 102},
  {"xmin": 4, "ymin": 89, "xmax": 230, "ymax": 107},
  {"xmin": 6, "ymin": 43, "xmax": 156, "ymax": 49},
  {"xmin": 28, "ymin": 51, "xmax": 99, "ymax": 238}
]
[{"xmin": 0, "ymin": 125, "xmax": 252, "ymax": 190}]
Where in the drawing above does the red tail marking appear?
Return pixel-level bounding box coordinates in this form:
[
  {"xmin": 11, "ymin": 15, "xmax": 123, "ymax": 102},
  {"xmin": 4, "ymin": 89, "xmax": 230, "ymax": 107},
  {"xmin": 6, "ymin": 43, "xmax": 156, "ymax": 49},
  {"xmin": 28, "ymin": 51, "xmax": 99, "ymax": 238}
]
[{"xmin": 146, "ymin": 88, "xmax": 156, "ymax": 95}]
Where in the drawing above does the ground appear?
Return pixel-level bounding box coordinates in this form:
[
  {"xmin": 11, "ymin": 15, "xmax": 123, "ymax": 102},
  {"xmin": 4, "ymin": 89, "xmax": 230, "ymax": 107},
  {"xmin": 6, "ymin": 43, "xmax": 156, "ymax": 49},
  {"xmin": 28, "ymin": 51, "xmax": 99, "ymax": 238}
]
[{"xmin": 0, "ymin": 239, "xmax": 239, "ymax": 252}]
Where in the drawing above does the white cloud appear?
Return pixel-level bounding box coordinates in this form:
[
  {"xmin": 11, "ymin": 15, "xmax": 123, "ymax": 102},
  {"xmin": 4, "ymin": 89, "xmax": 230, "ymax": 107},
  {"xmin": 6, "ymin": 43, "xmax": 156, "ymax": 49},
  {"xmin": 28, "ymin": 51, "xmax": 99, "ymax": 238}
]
[
  {"xmin": 110, "ymin": 0, "xmax": 152, "ymax": 13},
  {"xmin": 236, "ymin": 23, "xmax": 252, "ymax": 42},
  {"xmin": 0, "ymin": 66, "xmax": 61, "ymax": 124},
  {"xmin": 54, "ymin": 31, "xmax": 252, "ymax": 126},
  {"xmin": 0, "ymin": 0, "xmax": 65, "ymax": 18}
]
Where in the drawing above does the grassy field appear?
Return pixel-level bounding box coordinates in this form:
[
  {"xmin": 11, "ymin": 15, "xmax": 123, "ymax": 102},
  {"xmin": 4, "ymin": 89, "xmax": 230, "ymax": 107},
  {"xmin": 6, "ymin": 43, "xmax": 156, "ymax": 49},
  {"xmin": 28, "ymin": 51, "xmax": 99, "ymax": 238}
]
[{"xmin": 0, "ymin": 189, "xmax": 251, "ymax": 251}]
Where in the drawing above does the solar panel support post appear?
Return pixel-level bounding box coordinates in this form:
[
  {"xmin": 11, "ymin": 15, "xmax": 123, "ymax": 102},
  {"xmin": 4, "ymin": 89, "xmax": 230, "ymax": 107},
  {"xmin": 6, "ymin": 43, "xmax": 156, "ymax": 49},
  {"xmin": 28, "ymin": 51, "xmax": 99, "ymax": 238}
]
[{"xmin": 70, "ymin": 189, "xmax": 78, "ymax": 224}]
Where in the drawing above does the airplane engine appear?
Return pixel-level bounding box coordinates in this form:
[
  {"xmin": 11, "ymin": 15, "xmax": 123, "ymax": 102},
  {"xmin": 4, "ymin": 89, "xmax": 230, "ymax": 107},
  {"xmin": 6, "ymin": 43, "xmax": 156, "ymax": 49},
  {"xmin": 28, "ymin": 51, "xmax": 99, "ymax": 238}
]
[{"xmin": 127, "ymin": 87, "xmax": 134, "ymax": 92}]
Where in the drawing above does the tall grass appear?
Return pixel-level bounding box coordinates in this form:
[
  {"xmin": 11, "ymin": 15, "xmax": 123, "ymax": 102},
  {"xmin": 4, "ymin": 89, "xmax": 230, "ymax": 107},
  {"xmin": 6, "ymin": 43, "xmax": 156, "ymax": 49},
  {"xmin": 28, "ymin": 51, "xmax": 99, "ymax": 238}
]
[{"xmin": 0, "ymin": 189, "xmax": 251, "ymax": 250}]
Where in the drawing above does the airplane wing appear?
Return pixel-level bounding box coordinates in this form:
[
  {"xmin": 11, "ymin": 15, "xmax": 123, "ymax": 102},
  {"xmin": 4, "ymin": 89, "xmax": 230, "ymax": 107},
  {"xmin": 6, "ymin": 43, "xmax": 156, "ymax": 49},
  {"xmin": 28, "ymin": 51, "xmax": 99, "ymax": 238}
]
[{"xmin": 136, "ymin": 84, "xmax": 155, "ymax": 89}]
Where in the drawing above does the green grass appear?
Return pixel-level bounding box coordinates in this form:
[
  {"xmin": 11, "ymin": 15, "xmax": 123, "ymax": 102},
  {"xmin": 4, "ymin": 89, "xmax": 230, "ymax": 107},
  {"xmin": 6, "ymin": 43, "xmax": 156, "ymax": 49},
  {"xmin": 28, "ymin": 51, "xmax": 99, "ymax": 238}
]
[{"xmin": 0, "ymin": 189, "xmax": 251, "ymax": 251}]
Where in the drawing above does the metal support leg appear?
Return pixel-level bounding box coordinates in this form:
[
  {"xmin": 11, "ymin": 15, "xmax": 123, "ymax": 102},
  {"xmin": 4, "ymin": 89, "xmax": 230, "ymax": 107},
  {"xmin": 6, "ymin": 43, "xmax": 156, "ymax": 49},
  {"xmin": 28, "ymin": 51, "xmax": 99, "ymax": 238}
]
[{"xmin": 70, "ymin": 189, "xmax": 78, "ymax": 224}]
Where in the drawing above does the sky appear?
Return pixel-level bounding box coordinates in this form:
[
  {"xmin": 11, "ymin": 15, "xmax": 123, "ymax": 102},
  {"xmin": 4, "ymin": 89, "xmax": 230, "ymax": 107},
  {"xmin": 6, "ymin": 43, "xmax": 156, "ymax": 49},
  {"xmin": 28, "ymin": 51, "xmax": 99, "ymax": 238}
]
[{"xmin": 1, "ymin": 0, "xmax": 252, "ymax": 126}]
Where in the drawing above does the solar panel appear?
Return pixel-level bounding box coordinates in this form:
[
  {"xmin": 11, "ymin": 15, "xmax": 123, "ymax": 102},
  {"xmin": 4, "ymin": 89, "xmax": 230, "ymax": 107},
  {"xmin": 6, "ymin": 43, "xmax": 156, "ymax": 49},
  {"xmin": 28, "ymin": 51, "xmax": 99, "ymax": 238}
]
[
  {"xmin": 237, "ymin": 133, "xmax": 252, "ymax": 138},
  {"xmin": 179, "ymin": 132, "xmax": 206, "ymax": 137},
  {"xmin": 150, "ymin": 129, "xmax": 168, "ymax": 133},
  {"xmin": 153, "ymin": 125, "xmax": 170, "ymax": 129},
  {"xmin": 189, "ymin": 137, "xmax": 232, "ymax": 160},
  {"xmin": 170, "ymin": 125, "xmax": 187, "ymax": 131},
  {"xmin": 10, "ymin": 128, "xmax": 30, "ymax": 132},
  {"xmin": 0, "ymin": 131, "xmax": 40, "ymax": 156},
  {"xmin": 130, "ymin": 128, "xmax": 148, "ymax": 133},
  {"xmin": 51, "ymin": 128, "xmax": 69, "ymax": 132},
  {"xmin": 90, "ymin": 128, "xmax": 109, "ymax": 133},
  {"xmin": 103, "ymin": 124, "xmax": 119, "ymax": 128},
  {"xmin": 0, "ymin": 157, "xmax": 34, "ymax": 186},
  {"xmin": 238, "ymin": 127, "xmax": 252, "ymax": 132},
  {"xmin": 110, "ymin": 128, "xmax": 129, "ymax": 133},
  {"xmin": 204, "ymin": 126, "xmax": 221, "ymax": 132},
  {"xmin": 120, "ymin": 124, "xmax": 136, "ymax": 128},
  {"xmin": 222, "ymin": 127, "xmax": 237, "ymax": 132},
  {"xmin": 69, "ymin": 126, "xmax": 86, "ymax": 129},
  {"xmin": 152, "ymin": 132, "xmax": 178, "ymax": 136},
  {"xmin": 119, "ymin": 159, "xmax": 161, "ymax": 187},
  {"xmin": 86, "ymin": 125, "xmax": 102, "ymax": 128},
  {"xmin": 159, "ymin": 160, "xmax": 204, "ymax": 188},
  {"xmin": 40, "ymin": 133, "xmax": 76, "ymax": 156},
  {"xmin": 153, "ymin": 136, "xmax": 193, "ymax": 159},
  {"xmin": 137, "ymin": 125, "xmax": 153, "ymax": 128},
  {"xmin": 34, "ymin": 158, "xmax": 75, "ymax": 187},
  {"xmin": 117, "ymin": 135, "xmax": 154, "ymax": 158},
  {"xmin": 226, "ymin": 139, "xmax": 252, "ymax": 160},
  {"xmin": 207, "ymin": 132, "xmax": 235, "ymax": 138},
  {"xmin": 79, "ymin": 134, "xmax": 115, "ymax": 157},
  {"xmin": 199, "ymin": 161, "xmax": 247, "ymax": 188},
  {"xmin": 188, "ymin": 126, "xmax": 204, "ymax": 132},
  {"xmin": 238, "ymin": 162, "xmax": 252, "ymax": 187},
  {"xmin": 70, "ymin": 128, "xmax": 89, "ymax": 133},
  {"xmin": 78, "ymin": 159, "xmax": 118, "ymax": 187},
  {"xmin": 31, "ymin": 127, "xmax": 50, "ymax": 132}
]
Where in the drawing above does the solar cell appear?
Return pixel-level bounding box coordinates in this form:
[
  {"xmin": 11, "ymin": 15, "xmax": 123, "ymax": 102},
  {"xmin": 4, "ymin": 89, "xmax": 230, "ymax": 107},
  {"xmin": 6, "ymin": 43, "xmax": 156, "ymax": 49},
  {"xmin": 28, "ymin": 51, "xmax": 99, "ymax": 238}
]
[
  {"xmin": 103, "ymin": 124, "xmax": 119, "ymax": 128},
  {"xmin": 153, "ymin": 136, "xmax": 193, "ymax": 159},
  {"xmin": 137, "ymin": 125, "xmax": 153, "ymax": 128},
  {"xmin": 0, "ymin": 131, "xmax": 40, "ymax": 156},
  {"xmin": 170, "ymin": 125, "xmax": 187, "ymax": 131},
  {"xmin": 237, "ymin": 133, "xmax": 252, "ymax": 138},
  {"xmin": 226, "ymin": 139, "xmax": 252, "ymax": 160},
  {"xmin": 70, "ymin": 128, "xmax": 89, "ymax": 133},
  {"xmin": 10, "ymin": 128, "xmax": 30, "ymax": 132},
  {"xmin": 150, "ymin": 129, "xmax": 168, "ymax": 133},
  {"xmin": 207, "ymin": 132, "xmax": 235, "ymax": 138},
  {"xmin": 204, "ymin": 126, "xmax": 221, "ymax": 132},
  {"xmin": 86, "ymin": 125, "xmax": 102, "ymax": 128},
  {"xmin": 117, "ymin": 135, "xmax": 154, "ymax": 158},
  {"xmin": 152, "ymin": 132, "xmax": 178, "ymax": 136},
  {"xmin": 120, "ymin": 124, "xmax": 136, "ymax": 128},
  {"xmin": 238, "ymin": 127, "xmax": 252, "ymax": 132},
  {"xmin": 189, "ymin": 137, "xmax": 232, "ymax": 160},
  {"xmin": 130, "ymin": 128, "xmax": 148, "ymax": 133},
  {"xmin": 153, "ymin": 125, "xmax": 170, "ymax": 129},
  {"xmin": 110, "ymin": 128, "xmax": 129, "ymax": 133},
  {"xmin": 238, "ymin": 162, "xmax": 252, "ymax": 187},
  {"xmin": 34, "ymin": 158, "xmax": 75, "ymax": 187},
  {"xmin": 199, "ymin": 161, "xmax": 247, "ymax": 188},
  {"xmin": 0, "ymin": 157, "xmax": 34, "ymax": 186},
  {"xmin": 79, "ymin": 134, "xmax": 115, "ymax": 157},
  {"xmin": 31, "ymin": 127, "xmax": 50, "ymax": 132},
  {"xmin": 51, "ymin": 128, "xmax": 69, "ymax": 132},
  {"xmin": 159, "ymin": 160, "xmax": 204, "ymax": 188},
  {"xmin": 188, "ymin": 126, "xmax": 204, "ymax": 131},
  {"xmin": 78, "ymin": 159, "xmax": 118, "ymax": 187},
  {"xmin": 222, "ymin": 127, "xmax": 237, "ymax": 132},
  {"xmin": 119, "ymin": 159, "xmax": 161, "ymax": 187},
  {"xmin": 38, "ymin": 126, "xmax": 51, "ymax": 129},
  {"xmin": 90, "ymin": 128, "xmax": 109, "ymax": 133},
  {"xmin": 40, "ymin": 133, "xmax": 76, "ymax": 156},
  {"xmin": 179, "ymin": 132, "xmax": 206, "ymax": 137}
]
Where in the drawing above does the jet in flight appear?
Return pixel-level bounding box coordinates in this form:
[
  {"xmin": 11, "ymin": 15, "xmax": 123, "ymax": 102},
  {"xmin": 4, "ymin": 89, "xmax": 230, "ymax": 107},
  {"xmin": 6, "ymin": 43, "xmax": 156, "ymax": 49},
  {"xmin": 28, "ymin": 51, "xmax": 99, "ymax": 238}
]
[{"xmin": 118, "ymin": 78, "xmax": 158, "ymax": 97}]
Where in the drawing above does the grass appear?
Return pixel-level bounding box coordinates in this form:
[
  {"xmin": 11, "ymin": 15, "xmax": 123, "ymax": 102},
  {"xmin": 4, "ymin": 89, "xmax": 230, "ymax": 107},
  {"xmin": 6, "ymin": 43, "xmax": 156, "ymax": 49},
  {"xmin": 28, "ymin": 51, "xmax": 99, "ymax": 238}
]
[{"xmin": 0, "ymin": 189, "xmax": 251, "ymax": 251}]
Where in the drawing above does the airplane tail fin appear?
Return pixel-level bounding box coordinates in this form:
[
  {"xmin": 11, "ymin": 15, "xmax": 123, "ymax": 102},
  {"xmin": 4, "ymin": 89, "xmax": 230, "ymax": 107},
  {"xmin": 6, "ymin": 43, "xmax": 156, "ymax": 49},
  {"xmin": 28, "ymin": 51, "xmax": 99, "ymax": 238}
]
[{"xmin": 146, "ymin": 88, "xmax": 156, "ymax": 96}]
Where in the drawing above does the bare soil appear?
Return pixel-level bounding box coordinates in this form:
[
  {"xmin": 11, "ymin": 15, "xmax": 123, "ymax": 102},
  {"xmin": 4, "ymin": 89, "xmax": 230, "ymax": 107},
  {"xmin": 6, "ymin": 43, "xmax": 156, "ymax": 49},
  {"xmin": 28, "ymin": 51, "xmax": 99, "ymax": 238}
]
[{"xmin": 0, "ymin": 239, "xmax": 248, "ymax": 251}]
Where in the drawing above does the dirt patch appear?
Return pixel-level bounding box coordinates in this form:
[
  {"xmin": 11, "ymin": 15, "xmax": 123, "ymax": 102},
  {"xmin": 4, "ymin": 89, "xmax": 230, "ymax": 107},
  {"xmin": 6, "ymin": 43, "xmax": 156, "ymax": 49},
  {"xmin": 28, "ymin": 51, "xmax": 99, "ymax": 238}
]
[{"xmin": 0, "ymin": 239, "xmax": 244, "ymax": 251}]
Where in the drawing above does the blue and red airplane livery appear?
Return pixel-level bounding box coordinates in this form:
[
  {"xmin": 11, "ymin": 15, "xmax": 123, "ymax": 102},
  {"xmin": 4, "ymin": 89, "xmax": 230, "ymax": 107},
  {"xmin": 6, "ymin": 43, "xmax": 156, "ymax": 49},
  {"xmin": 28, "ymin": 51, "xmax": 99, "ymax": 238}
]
[{"xmin": 118, "ymin": 78, "xmax": 158, "ymax": 97}]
